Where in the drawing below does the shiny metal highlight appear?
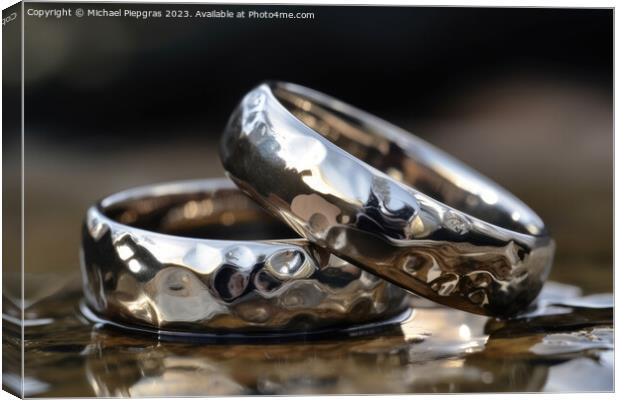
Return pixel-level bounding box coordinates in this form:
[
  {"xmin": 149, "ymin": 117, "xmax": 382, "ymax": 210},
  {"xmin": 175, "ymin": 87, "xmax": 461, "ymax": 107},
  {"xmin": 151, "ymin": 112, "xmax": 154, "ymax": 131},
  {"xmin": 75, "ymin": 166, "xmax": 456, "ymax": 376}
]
[
  {"xmin": 80, "ymin": 178, "xmax": 410, "ymax": 332},
  {"xmin": 220, "ymin": 82, "xmax": 555, "ymax": 317}
]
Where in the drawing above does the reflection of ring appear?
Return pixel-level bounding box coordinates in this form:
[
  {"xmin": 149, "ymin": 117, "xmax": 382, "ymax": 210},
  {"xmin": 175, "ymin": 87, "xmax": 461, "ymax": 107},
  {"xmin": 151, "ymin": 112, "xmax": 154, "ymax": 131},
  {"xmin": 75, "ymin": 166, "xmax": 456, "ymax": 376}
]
[
  {"xmin": 83, "ymin": 309, "xmax": 548, "ymax": 396},
  {"xmin": 80, "ymin": 178, "xmax": 410, "ymax": 332},
  {"xmin": 220, "ymin": 82, "xmax": 555, "ymax": 317}
]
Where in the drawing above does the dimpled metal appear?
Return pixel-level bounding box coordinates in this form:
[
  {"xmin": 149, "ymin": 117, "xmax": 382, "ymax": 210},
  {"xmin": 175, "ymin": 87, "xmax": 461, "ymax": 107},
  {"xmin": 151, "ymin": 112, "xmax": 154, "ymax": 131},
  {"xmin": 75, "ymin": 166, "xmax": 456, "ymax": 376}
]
[
  {"xmin": 220, "ymin": 82, "xmax": 555, "ymax": 317},
  {"xmin": 80, "ymin": 179, "xmax": 410, "ymax": 332}
]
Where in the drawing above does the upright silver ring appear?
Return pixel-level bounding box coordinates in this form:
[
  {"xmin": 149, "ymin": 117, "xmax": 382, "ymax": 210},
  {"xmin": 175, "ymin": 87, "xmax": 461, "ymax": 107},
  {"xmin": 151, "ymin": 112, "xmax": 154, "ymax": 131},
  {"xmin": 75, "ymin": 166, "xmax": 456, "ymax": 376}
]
[
  {"xmin": 80, "ymin": 178, "xmax": 410, "ymax": 333},
  {"xmin": 220, "ymin": 82, "xmax": 555, "ymax": 317}
]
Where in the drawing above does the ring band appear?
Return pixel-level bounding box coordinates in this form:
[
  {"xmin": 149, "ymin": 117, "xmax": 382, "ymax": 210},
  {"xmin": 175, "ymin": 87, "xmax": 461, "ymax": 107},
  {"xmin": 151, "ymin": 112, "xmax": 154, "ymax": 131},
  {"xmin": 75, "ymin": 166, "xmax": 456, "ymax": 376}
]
[
  {"xmin": 220, "ymin": 82, "xmax": 555, "ymax": 317},
  {"xmin": 80, "ymin": 178, "xmax": 410, "ymax": 332}
]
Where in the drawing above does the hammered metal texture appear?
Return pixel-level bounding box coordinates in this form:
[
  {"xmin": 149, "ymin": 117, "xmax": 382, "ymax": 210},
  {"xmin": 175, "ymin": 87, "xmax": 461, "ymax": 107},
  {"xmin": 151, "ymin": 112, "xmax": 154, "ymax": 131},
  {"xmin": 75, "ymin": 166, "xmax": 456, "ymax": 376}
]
[
  {"xmin": 80, "ymin": 179, "xmax": 410, "ymax": 332},
  {"xmin": 220, "ymin": 82, "xmax": 555, "ymax": 317}
]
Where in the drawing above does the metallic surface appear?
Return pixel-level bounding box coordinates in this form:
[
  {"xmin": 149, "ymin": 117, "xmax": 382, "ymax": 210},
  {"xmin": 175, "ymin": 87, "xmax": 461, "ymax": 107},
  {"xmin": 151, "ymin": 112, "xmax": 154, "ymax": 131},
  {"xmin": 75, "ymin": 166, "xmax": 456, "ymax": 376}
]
[
  {"xmin": 80, "ymin": 178, "xmax": 410, "ymax": 332},
  {"xmin": 220, "ymin": 82, "xmax": 555, "ymax": 317}
]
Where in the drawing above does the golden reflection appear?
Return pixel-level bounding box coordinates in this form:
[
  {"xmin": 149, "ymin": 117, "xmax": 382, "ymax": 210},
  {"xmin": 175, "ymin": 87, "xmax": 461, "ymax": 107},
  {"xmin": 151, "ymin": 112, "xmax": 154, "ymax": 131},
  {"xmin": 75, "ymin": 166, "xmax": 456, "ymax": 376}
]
[
  {"xmin": 220, "ymin": 211, "xmax": 236, "ymax": 226},
  {"xmin": 119, "ymin": 210, "xmax": 138, "ymax": 224},
  {"xmin": 182, "ymin": 200, "xmax": 199, "ymax": 219}
]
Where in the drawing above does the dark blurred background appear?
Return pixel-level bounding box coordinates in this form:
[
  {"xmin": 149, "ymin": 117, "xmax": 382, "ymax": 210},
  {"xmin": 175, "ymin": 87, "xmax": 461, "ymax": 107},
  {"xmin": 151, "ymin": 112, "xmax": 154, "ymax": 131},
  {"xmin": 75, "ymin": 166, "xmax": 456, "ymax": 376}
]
[{"xmin": 4, "ymin": 4, "xmax": 612, "ymax": 302}]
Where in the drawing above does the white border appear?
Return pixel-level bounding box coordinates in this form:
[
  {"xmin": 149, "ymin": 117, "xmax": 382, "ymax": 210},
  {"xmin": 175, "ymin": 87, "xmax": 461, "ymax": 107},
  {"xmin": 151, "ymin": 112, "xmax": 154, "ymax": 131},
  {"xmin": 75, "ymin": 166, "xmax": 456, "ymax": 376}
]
[{"xmin": 0, "ymin": 1, "xmax": 615, "ymax": 400}]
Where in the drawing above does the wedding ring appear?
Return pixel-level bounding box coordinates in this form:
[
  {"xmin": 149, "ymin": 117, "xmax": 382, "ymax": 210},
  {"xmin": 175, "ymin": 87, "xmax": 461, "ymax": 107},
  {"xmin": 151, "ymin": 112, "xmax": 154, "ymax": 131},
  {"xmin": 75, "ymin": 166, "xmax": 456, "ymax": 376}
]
[
  {"xmin": 80, "ymin": 178, "xmax": 410, "ymax": 332},
  {"xmin": 220, "ymin": 82, "xmax": 555, "ymax": 317}
]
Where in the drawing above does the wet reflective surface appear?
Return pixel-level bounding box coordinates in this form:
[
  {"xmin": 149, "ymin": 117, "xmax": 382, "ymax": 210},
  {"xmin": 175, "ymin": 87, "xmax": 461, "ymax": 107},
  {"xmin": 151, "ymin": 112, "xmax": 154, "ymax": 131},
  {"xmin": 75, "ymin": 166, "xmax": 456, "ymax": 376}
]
[{"xmin": 4, "ymin": 280, "xmax": 612, "ymax": 396}]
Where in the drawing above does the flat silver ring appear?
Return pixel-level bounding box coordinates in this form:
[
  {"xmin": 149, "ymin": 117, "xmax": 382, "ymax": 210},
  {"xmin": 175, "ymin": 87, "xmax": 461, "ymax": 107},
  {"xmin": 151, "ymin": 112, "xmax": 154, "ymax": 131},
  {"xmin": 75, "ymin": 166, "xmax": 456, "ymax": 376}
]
[
  {"xmin": 80, "ymin": 178, "xmax": 410, "ymax": 332},
  {"xmin": 220, "ymin": 81, "xmax": 555, "ymax": 317}
]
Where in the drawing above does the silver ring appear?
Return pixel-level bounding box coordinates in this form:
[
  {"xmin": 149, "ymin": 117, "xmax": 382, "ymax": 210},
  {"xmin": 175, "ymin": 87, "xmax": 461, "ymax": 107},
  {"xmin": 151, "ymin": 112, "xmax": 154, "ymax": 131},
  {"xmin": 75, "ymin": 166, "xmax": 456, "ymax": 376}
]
[
  {"xmin": 220, "ymin": 82, "xmax": 555, "ymax": 317},
  {"xmin": 80, "ymin": 178, "xmax": 410, "ymax": 332}
]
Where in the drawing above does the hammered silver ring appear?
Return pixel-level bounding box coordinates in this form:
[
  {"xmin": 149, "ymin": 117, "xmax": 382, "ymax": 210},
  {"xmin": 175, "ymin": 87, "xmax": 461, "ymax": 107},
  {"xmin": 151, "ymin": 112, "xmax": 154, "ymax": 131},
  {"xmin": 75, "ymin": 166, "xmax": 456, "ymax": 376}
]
[
  {"xmin": 220, "ymin": 81, "xmax": 555, "ymax": 317},
  {"xmin": 80, "ymin": 178, "xmax": 410, "ymax": 332}
]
